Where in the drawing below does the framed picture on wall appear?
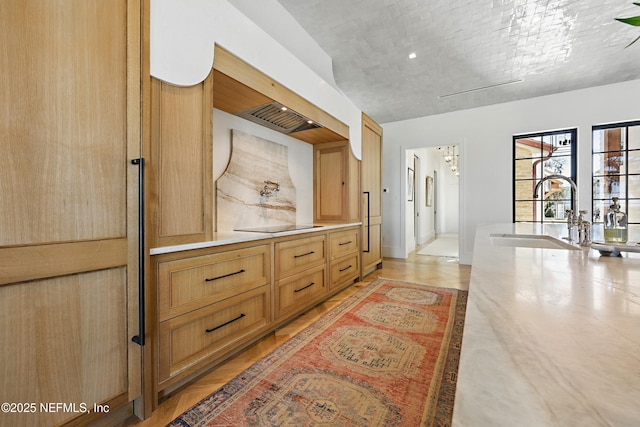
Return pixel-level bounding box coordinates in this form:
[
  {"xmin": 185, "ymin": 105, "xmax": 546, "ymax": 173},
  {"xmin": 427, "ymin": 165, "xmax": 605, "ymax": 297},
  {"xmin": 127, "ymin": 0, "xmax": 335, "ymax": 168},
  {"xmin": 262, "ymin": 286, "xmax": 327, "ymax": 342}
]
[
  {"xmin": 426, "ymin": 175, "xmax": 433, "ymax": 206},
  {"xmin": 407, "ymin": 168, "xmax": 414, "ymax": 201}
]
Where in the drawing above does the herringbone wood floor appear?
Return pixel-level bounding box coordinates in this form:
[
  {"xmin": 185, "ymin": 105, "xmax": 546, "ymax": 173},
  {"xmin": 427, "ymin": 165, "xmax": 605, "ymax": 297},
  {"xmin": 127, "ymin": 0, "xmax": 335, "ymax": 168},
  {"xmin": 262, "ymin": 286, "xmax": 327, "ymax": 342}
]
[{"xmin": 121, "ymin": 252, "xmax": 471, "ymax": 426}]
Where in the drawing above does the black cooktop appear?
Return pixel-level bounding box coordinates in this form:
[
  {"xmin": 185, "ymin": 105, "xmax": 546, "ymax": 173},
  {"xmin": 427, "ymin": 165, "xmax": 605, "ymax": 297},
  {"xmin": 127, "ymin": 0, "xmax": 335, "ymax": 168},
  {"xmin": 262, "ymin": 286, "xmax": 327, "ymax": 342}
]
[{"xmin": 234, "ymin": 224, "xmax": 317, "ymax": 233}]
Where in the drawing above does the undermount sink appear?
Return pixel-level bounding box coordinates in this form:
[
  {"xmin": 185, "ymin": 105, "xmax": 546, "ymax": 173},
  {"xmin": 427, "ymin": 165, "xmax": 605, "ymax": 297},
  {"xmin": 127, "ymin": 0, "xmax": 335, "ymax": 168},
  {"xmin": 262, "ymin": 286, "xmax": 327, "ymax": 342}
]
[{"xmin": 489, "ymin": 233, "xmax": 580, "ymax": 250}]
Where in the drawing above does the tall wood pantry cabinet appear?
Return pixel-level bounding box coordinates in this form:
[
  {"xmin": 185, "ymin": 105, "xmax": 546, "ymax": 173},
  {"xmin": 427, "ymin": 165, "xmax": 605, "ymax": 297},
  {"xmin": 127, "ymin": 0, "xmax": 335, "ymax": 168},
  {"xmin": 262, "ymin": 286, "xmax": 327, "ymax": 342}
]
[
  {"xmin": 0, "ymin": 1, "xmax": 144, "ymax": 426},
  {"xmin": 361, "ymin": 113, "xmax": 384, "ymax": 275}
]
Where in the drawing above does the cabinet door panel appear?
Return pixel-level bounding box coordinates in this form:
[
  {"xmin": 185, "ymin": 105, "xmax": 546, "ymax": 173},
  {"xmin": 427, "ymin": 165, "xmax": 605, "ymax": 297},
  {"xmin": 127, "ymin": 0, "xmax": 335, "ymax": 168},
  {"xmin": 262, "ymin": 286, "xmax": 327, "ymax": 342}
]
[
  {"xmin": 0, "ymin": 270, "xmax": 128, "ymax": 427},
  {"xmin": 151, "ymin": 74, "xmax": 213, "ymax": 247},
  {"xmin": 275, "ymin": 236, "xmax": 326, "ymax": 279},
  {"xmin": 158, "ymin": 245, "xmax": 270, "ymax": 320},
  {"xmin": 315, "ymin": 145, "xmax": 346, "ymax": 220},
  {"xmin": 0, "ymin": 1, "xmax": 128, "ymax": 246},
  {"xmin": 159, "ymin": 287, "xmax": 270, "ymax": 382},
  {"xmin": 275, "ymin": 265, "xmax": 326, "ymax": 318}
]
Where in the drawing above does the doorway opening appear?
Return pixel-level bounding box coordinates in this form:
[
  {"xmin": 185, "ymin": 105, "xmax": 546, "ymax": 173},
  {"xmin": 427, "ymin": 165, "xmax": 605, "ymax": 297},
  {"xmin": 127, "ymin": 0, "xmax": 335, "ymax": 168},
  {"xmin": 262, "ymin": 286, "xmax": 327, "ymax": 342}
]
[{"xmin": 407, "ymin": 146, "xmax": 459, "ymax": 259}]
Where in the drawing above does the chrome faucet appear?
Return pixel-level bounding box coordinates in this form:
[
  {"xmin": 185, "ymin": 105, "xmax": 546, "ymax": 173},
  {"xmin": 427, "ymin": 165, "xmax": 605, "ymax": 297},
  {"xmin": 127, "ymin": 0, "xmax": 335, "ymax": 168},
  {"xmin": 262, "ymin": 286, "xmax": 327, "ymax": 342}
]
[{"xmin": 533, "ymin": 174, "xmax": 588, "ymax": 245}]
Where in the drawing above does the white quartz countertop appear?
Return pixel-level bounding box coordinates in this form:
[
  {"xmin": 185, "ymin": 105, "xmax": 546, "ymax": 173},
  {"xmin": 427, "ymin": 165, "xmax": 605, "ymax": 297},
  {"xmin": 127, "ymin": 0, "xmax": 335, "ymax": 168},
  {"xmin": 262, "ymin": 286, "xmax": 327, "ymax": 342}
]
[
  {"xmin": 452, "ymin": 223, "xmax": 640, "ymax": 426},
  {"xmin": 150, "ymin": 222, "xmax": 361, "ymax": 255}
]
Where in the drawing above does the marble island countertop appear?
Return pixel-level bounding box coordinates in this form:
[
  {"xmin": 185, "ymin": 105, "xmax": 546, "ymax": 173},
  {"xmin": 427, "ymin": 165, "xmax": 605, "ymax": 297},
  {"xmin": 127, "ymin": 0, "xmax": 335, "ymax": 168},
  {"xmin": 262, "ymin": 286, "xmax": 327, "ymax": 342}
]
[
  {"xmin": 453, "ymin": 223, "xmax": 640, "ymax": 426},
  {"xmin": 150, "ymin": 222, "xmax": 361, "ymax": 255}
]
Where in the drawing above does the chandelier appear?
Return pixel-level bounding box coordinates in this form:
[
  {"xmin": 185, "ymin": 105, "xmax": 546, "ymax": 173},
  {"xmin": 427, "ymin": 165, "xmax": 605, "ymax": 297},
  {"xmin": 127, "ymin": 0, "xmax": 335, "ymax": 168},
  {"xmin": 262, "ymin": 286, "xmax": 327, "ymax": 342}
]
[{"xmin": 440, "ymin": 146, "xmax": 459, "ymax": 176}]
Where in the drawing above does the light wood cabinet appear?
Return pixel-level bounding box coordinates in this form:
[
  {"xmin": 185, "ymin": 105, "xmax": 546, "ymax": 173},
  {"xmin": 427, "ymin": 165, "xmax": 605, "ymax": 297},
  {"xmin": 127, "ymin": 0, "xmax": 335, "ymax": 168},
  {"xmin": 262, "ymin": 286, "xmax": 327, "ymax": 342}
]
[
  {"xmin": 361, "ymin": 114, "xmax": 384, "ymax": 275},
  {"xmin": 275, "ymin": 235, "xmax": 326, "ymax": 279},
  {"xmin": 158, "ymin": 245, "xmax": 270, "ymax": 320},
  {"xmin": 0, "ymin": 1, "xmax": 144, "ymax": 425},
  {"xmin": 158, "ymin": 285, "xmax": 270, "ymax": 383},
  {"xmin": 314, "ymin": 141, "xmax": 361, "ymax": 223},
  {"xmin": 150, "ymin": 74, "xmax": 213, "ymax": 248},
  {"xmin": 275, "ymin": 264, "xmax": 326, "ymax": 319},
  {"xmin": 155, "ymin": 242, "xmax": 272, "ymax": 390},
  {"xmin": 328, "ymin": 228, "xmax": 361, "ymax": 290},
  {"xmin": 153, "ymin": 226, "xmax": 360, "ymax": 396},
  {"xmin": 329, "ymin": 228, "xmax": 360, "ymax": 261}
]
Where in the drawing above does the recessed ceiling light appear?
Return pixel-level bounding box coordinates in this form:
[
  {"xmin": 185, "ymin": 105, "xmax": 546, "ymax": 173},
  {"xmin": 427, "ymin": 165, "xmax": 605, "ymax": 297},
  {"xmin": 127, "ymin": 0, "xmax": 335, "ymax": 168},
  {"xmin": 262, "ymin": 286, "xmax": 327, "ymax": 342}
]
[
  {"xmin": 408, "ymin": 52, "xmax": 417, "ymax": 59},
  {"xmin": 281, "ymin": 106, "xmax": 288, "ymax": 111}
]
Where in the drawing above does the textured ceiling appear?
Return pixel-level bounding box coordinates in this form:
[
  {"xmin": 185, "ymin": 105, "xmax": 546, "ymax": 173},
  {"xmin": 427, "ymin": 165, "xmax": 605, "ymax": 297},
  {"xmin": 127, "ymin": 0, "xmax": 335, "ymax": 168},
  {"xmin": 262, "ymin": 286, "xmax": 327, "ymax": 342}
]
[{"xmin": 276, "ymin": 0, "xmax": 640, "ymax": 123}]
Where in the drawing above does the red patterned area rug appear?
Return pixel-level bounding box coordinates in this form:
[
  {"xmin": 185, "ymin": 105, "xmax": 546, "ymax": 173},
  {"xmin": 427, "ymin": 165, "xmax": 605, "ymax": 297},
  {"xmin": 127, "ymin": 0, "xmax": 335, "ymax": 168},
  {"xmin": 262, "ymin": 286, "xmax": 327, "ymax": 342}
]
[{"xmin": 168, "ymin": 278, "xmax": 468, "ymax": 427}]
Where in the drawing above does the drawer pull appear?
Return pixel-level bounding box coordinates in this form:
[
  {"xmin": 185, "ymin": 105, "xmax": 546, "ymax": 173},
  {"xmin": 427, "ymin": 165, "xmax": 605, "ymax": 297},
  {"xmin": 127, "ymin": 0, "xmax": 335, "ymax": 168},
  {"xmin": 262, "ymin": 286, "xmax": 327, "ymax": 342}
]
[
  {"xmin": 294, "ymin": 251, "xmax": 315, "ymax": 259},
  {"xmin": 339, "ymin": 265, "xmax": 353, "ymax": 272},
  {"xmin": 205, "ymin": 313, "xmax": 246, "ymax": 333},
  {"xmin": 205, "ymin": 269, "xmax": 246, "ymax": 282},
  {"xmin": 339, "ymin": 241, "xmax": 353, "ymax": 246},
  {"xmin": 294, "ymin": 282, "xmax": 316, "ymax": 293}
]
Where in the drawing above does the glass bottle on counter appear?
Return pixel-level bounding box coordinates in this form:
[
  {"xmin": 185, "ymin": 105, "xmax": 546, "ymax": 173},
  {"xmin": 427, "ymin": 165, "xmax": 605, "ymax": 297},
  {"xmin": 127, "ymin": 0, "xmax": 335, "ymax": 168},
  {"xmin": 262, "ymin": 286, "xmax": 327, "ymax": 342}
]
[{"xmin": 604, "ymin": 197, "xmax": 628, "ymax": 243}]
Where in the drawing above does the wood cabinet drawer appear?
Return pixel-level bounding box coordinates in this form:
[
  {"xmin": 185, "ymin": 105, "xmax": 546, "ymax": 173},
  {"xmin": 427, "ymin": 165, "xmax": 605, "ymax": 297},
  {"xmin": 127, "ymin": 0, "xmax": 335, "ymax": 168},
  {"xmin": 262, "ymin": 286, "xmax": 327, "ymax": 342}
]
[
  {"xmin": 158, "ymin": 286, "xmax": 270, "ymax": 382},
  {"xmin": 329, "ymin": 253, "xmax": 359, "ymax": 290},
  {"xmin": 275, "ymin": 264, "xmax": 325, "ymax": 319},
  {"xmin": 329, "ymin": 228, "xmax": 360, "ymax": 260},
  {"xmin": 275, "ymin": 235, "xmax": 326, "ymax": 279},
  {"xmin": 158, "ymin": 245, "xmax": 270, "ymax": 320}
]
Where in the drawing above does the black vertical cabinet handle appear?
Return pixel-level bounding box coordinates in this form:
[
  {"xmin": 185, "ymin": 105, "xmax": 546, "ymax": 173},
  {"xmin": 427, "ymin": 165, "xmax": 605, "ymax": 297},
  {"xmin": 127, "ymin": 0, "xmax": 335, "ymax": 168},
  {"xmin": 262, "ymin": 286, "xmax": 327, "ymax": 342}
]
[
  {"xmin": 363, "ymin": 191, "xmax": 371, "ymax": 253},
  {"xmin": 131, "ymin": 158, "xmax": 145, "ymax": 347}
]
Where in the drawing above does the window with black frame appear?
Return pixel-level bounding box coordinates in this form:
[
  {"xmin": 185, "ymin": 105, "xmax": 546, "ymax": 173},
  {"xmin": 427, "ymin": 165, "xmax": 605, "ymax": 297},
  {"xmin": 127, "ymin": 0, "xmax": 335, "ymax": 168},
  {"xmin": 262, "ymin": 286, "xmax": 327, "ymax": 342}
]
[
  {"xmin": 513, "ymin": 129, "xmax": 577, "ymax": 223},
  {"xmin": 592, "ymin": 121, "xmax": 640, "ymax": 241}
]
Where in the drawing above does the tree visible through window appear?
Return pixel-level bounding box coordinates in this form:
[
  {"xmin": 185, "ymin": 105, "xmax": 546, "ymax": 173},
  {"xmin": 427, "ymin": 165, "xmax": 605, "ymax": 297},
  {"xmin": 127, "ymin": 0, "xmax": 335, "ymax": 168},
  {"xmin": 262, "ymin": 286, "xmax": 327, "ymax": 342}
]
[
  {"xmin": 592, "ymin": 121, "xmax": 640, "ymax": 241},
  {"xmin": 513, "ymin": 129, "xmax": 577, "ymax": 223}
]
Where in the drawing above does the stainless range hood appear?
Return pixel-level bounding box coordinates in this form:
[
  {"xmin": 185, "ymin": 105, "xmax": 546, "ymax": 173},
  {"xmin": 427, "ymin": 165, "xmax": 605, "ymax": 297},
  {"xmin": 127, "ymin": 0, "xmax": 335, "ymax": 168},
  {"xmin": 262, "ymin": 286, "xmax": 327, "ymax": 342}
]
[{"xmin": 235, "ymin": 101, "xmax": 321, "ymax": 134}]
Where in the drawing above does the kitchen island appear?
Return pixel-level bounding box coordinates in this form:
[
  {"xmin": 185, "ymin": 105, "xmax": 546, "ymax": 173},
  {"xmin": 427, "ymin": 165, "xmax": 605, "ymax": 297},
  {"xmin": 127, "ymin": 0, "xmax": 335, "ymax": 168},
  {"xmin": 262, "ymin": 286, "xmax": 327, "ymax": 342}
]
[{"xmin": 453, "ymin": 223, "xmax": 640, "ymax": 426}]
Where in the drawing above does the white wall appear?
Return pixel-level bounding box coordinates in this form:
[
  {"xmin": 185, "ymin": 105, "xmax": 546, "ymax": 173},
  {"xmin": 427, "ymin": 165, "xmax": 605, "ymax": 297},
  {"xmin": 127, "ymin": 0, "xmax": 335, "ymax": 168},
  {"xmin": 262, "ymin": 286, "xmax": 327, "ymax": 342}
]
[
  {"xmin": 383, "ymin": 79, "xmax": 640, "ymax": 265},
  {"xmin": 438, "ymin": 151, "xmax": 459, "ymax": 235},
  {"xmin": 212, "ymin": 109, "xmax": 314, "ymax": 228}
]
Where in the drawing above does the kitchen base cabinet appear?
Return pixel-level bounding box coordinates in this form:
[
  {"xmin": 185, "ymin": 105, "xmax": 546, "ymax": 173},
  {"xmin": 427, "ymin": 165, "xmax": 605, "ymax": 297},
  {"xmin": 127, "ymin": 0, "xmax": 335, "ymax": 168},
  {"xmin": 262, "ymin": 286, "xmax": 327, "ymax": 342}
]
[
  {"xmin": 328, "ymin": 228, "xmax": 361, "ymax": 291},
  {"xmin": 152, "ymin": 225, "xmax": 360, "ymax": 399}
]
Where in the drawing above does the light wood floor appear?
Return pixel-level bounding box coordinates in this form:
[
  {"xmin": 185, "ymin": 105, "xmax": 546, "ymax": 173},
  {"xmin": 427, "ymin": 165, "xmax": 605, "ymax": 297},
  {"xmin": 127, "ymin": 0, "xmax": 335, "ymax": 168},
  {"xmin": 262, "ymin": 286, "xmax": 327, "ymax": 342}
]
[{"xmin": 122, "ymin": 252, "xmax": 471, "ymax": 426}]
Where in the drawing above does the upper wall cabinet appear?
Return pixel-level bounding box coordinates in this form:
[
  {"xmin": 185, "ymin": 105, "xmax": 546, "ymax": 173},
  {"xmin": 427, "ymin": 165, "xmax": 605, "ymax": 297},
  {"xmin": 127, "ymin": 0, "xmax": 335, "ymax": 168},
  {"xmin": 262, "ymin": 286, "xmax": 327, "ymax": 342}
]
[
  {"xmin": 150, "ymin": 73, "xmax": 214, "ymax": 247},
  {"xmin": 314, "ymin": 140, "xmax": 360, "ymax": 223}
]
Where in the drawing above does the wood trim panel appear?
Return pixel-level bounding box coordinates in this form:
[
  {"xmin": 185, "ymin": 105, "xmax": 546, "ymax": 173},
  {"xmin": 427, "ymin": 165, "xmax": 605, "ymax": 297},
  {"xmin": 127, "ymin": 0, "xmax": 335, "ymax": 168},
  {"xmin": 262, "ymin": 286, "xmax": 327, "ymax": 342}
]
[
  {"xmin": 212, "ymin": 45, "xmax": 349, "ymax": 141},
  {"xmin": 212, "ymin": 69, "xmax": 273, "ymax": 113},
  {"xmin": 0, "ymin": 239, "xmax": 127, "ymax": 286},
  {"xmin": 150, "ymin": 72, "xmax": 213, "ymax": 247}
]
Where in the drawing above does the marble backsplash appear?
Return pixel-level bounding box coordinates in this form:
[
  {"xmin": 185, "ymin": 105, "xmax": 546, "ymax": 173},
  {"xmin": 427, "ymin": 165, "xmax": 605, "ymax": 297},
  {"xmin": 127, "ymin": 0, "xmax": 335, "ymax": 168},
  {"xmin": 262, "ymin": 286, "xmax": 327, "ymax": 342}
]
[{"xmin": 216, "ymin": 130, "xmax": 297, "ymax": 231}]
